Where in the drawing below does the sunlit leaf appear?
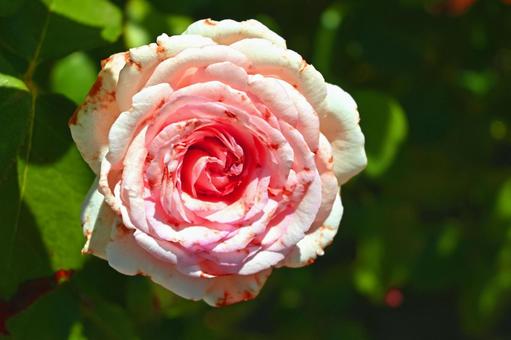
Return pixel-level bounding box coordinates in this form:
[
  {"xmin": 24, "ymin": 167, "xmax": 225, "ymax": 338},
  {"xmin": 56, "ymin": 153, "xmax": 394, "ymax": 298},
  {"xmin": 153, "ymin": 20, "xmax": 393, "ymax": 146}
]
[
  {"xmin": 50, "ymin": 52, "xmax": 97, "ymax": 104},
  {"xmin": 355, "ymin": 90, "xmax": 407, "ymax": 177},
  {"xmin": 0, "ymin": 90, "xmax": 93, "ymax": 297},
  {"xmin": 0, "ymin": 0, "xmax": 122, "ymax": 64}
]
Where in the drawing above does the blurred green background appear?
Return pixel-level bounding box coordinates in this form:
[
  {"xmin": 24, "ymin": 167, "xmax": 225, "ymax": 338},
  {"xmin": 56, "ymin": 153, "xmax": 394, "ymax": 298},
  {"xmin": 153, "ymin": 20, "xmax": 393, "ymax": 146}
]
[{"xmin": 1, "ymin": 0, "xmax": 511, "ymax": 339}]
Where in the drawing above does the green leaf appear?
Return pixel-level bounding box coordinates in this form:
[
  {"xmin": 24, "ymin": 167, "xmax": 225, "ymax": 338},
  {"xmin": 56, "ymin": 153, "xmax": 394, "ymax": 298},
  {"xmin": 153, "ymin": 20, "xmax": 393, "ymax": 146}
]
[
  {"xmin": 50, "ymin": 52, "xmax": 98, "ymax": 104},
  {"xmin": 0, "ymin": 72, "xmax": 29, "ymax": 91},
  {"xmin": 0, "ymin": 91, "xmax": 93, "ymax": 297},
  {"xmin": 81, "ymin": 298, "xmax": 140, "ymax": 340},
  {"xmin": 6, "ymin": 284, "xmax": 81, "ymax": 339},
  {"xmin": 0, "ymin": 0, "xmax": 26, "ymax": 17},
  {"xmin": 354, "ymin": 90, "xmax": 407, "ymax": 177},
  {"xmin": 41, "ymin": 0, "xmax": 122, "ymax": 42},
  {"xmin": 0, "ymin": 0, "xmax": 122, "ymax": 65}
]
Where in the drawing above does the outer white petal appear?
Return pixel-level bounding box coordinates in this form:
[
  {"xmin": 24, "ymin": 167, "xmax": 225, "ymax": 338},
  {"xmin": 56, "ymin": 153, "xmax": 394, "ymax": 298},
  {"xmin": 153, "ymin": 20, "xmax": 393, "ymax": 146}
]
[
  {"xmin": 116, "ymin": 34, "xmax": 215, "ymax": 112},
  {"xmin": 183, "ymin": 18, "xmax": 286, "ymax": 48},
  {"xmin": 318, "ymin": 84, "xmax": 367, "ymax": 185},
  {"xmin": 69, "ymin": 52, "xmax": 126, "ymax": 174},
  {"xmin": 145, "ymin": 45, "xmax": 249, "ymax": 88},
  {"xmin": 106, "ymin": 230, "xmax": 271, "ymax": 306},
  {"xmin": 81, "ymin": 178, "xmax": 116, "ymax": 259},
  {"xmin": 278, "ymin": 193, "xmax": 343, "ymax": 268},
  {"xmin": 230, "ymin": 38, "xmax": 327, "ymax": 109}
]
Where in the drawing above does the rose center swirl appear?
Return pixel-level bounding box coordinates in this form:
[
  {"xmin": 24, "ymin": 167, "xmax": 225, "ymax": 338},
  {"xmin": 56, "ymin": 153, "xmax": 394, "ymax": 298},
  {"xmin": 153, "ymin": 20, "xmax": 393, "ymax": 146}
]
[{"xmin": 181, "ymin": 131, "xmax": 245, "ymax": 199}]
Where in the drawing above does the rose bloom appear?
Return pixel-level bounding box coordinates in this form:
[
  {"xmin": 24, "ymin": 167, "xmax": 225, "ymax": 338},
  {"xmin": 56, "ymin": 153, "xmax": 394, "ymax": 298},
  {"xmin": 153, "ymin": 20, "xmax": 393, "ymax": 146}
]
[{"xmin": 70, "ymin": 19, "xmax": 366, "ymax": 306}]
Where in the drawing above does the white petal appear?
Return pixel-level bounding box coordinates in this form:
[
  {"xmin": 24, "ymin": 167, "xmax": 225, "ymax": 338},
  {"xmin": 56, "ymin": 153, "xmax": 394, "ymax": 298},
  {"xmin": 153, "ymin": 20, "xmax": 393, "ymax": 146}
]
[
  {"xmin": 318, "ymin": 84, "xmax": 367, "ymax": 185},
  {"xmin": 230, "ymin": 38, "xmax": 327, "ymax": 109},
  {"xmin": 106, "ymin": 231, "xmax": 271, "ymax": 306},
  {"xmin": 81, "ymin": 178, "xmax": 116, "ymax": 259},
  {"xmin": 69, "ymin": 52, "xmax": 126, "ymax": 174},
  {"xmin": 116, "ymin": 35, "xmax": 215, "ymax": 112},
  {"xmin": 278, "ymin": 193, "xmax": 343, "ymax": 268},
  {"xmin": 183, "ymin": 19, "xmax": 286, "ymax": 48}
]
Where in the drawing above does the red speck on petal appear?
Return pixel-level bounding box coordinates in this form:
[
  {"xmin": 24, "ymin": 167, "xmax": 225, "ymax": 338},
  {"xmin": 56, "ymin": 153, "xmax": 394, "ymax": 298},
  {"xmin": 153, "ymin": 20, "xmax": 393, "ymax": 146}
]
[
  {"xmin": 125, "ymin": 54, "xmax": 142, "ymax": 71},
  {"xmin": 299, "ymin": 59, "xmax": 308, "ymax": 73},
  {"xmin": 88, "ymin": 76, "xmax": 103, "ymax": 98},
  {"xmin": 224, "ymin": 110, "xmax": 236, "ymax": 119},
  {"xmin": 100, "ymin": 56, "xmax": 113, "ymax": 69},
  {"xmin": 155, "ymin": 99, "xmax": 166, "ymax": 111},
  {"xmin": 307, "ymin": 258, "xmax": 315, "ymax": 265},
  {"xmin": 68, "ymin": 106, "xmax": 80, "ymax": 125},
  {"xmin": 385, "ymin": 288, "xmax": 403, "ymax": 308},
  {"xmin": 216, "ymin": 291, "xmax": 230, "ymax": 307},
  {"xmin": 242, "ymin": 291, "xmax": 254, "ymax": 301},
  {"xmin": 270, "ymin": 143, "xmax": 279, "ymax": 150},
  {"xmin": 263, "ymin": 109, "xmax": 271, "ymax": 121},
  {"xmin": 204, "ymin": 18, "xmax": 217, "ymax": 26}
]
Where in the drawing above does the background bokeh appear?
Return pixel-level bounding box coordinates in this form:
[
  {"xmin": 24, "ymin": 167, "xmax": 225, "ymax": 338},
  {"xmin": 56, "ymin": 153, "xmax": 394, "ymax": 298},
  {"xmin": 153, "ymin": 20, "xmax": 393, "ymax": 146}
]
[{"xmin": 1, "ymin": 0, "xmax": 511, "ymax": 339}]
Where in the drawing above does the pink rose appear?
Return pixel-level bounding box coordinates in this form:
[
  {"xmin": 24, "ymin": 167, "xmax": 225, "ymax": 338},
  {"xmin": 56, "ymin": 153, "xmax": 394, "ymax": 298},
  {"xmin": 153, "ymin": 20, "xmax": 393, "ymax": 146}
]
[{"xmin": 70, "ymin": 19, "xmax": 366, "ymax": 306}]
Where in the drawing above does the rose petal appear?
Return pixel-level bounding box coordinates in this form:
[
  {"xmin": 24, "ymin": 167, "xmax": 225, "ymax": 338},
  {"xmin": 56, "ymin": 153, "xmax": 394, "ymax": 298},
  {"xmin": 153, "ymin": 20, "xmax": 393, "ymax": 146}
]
[
  {"xmin": 106, "ymin": 230, "xmax": 271, "ymax": 306},
  {"xmin": 117, "ymin": 35, "xmax": 215, "ymax": 111},
  {"xmin": 278, "ymin": 193, "xmax": 343, "ymax": 268},
  {"xmin": 146, "ymin": 45, "xmax": 249, "ymax": 89},
  {"xmin": 318, "ymin": 84, "xmax": 367, "ymax": 185},
  {"xmin": 81, "ymin": 178, "xmax": 116, "ymax": 259},
  {"xmin": 230, "ymin": 38, "xmax": 327, "ymax": 109},
  {"xmin": 184, "ymin": 19, "xmax": 286, "ymax": 48},
  {"xmin": 69, "ymin": 52, "xmax": 126, "ymax": 173},
  {"xmin": 107, "ymin": 84, "xmax": 172, "ymax": 165}
]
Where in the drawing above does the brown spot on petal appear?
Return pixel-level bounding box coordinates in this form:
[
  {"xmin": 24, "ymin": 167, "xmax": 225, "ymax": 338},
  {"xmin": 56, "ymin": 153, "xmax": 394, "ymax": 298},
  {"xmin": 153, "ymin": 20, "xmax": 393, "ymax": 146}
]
[
  {"xmin": 263, "ymin": 109, "xmax": 271, "ymax": 121},
  {"xmin": 282, "ymin": 187, "xmax": 293, "ymax": 196},
  {"xmin": 299, "ymin": 59, "xmax": 308, "ymax": 73},
  {"xmin": 328, "ymin": 156, "xmax": 334, "ymax": 164},
  {"xmin": 68, "ymin": 105, "xmax": 81, "ymax": 125},
  {"xmin": 116, "ymin": 221, "xmax": 132, "ymax": 237},
  {"xmin": 216, "ymin": 291, "xmax": 230, "ymax": 307},
  {"xmin": 155, "ymin": 99, "xmax": 166, "ymax": 111},
  {"xmin": 125, "ymin": 54, "xmax": 142, "ymax": 71},
  {"xmin": 88, "ymin": 76, "xmax": 103, "ymax": 98},
  {"xmin": 100, "ymin": 56, "xmax": 113, "ymax": 69},
  {"xmin": 81, "ymin": 248, "xmax": 92, "ymax": 255},
  {"xmin": 224, "ymin": 110, "xmax": 236, "ymax": 119},
  {"xmin": 204, "ymin": 18, "xmax": 218, "ymax": 26},
  {"xmin": 307, "ymin": 258, "xmax": 315, "ymax": 265},
  {"xmin": 242, "ymin": 290, "xmax": 254, "ymax": 301}
]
